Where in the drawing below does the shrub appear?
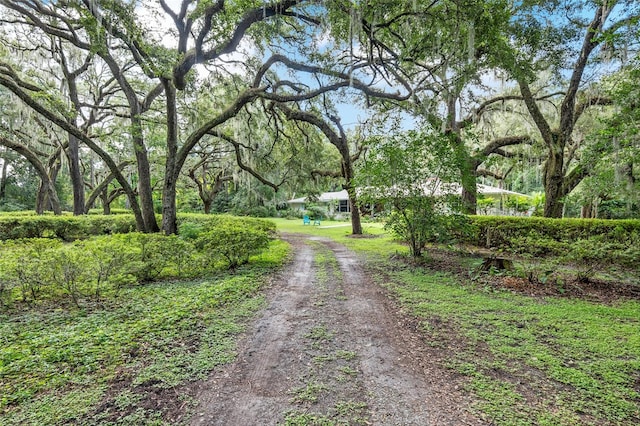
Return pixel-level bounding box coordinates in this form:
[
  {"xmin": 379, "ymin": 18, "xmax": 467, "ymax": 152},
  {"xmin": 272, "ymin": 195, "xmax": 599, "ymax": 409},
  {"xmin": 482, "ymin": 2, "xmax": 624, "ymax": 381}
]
[
  {"xmin": 123, "ymin": 233, "xmax": 178, "ymax": 282},
  {"xmin": 196, "ymin": 224, "xmax": 271, "ymax": 268},
  {"xmin": 50, "ymin": 246, "xmax": 90, "ymax": 307},
  {"xmin": 0, "ymin": 214, "xmax": 278, "ymax": 306},
  {"xmin": 0, "ymin": 215, "xmax": 138, "ymax": 240},
  {"xmin": 177, "ymin": 221, "xmax": 205, "ymax": 240},
  {"xmin": 83, "ymin": 236, "xmax": 139, "ymax": 297},
  {"xmin": 454, "ymin": 216, "xmax": 640, "ymax": 270},
  {"xmin": 6, "ymin": 239, "xmax": 62, "ymax": 303},
  {"xmin": 246, "ymin": 206, "xmax": 273, "ymax": 218},
  {"xmin": 467, "ymin": 216, "xmax": 640, "ymax": 249},
  {"xmin": 304, "ymin": 206, "xmax": 326, "ymax": 220},
  {"xmin": 384, "ymin": 196, "xmax": 470, "ymax": 257}
]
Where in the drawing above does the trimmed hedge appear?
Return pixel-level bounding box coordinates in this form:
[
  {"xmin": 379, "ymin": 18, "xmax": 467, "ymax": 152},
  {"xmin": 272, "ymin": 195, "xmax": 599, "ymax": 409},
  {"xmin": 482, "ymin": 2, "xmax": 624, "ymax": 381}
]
[
  {"xmin": 0, "ymin": 213, "xmax": 277, "ymax": 241},
  {"xmin": 450, "ymin": 216, "xmax": 640, "ymax": 272},
  {"xmin": 466, "ymin": 216, "xmax": 640, "ymax": 250},
  {"xmin": 0, "ymin": 215, "xmax": 137, "ymax": 240}
]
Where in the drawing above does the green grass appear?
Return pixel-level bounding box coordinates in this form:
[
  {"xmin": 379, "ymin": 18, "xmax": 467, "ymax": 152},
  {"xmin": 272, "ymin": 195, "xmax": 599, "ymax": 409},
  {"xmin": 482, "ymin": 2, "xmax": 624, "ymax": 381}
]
[
  {"xmin": 389, "ymin": 270, "xmax": 640, "ymax": 425},
  {"xmin": 0, "ymin": 239, "xmax": 290, "ymax": 425},
  {"xmin": 277, "ymin": 220, "xmax": 640, "ymax": 426},
  {"xmin": 271, "ymin": 217, "xmax": 403, "ymax": 255}
]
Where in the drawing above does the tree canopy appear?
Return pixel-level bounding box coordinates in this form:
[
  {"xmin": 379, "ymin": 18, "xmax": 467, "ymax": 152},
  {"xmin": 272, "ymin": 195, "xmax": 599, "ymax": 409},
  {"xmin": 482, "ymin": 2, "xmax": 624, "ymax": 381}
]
[{"xmin": 0, "ymin": 0, "xmax": 638, "ymax": 229}]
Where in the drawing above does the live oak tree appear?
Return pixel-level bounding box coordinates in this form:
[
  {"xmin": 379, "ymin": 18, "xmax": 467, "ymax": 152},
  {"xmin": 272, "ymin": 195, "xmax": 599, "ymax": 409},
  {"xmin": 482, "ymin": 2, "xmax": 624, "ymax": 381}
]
[
  {"xmin": 0, "ymin": 3, "xmax": 148, "ymax": 228},
  {"xmin": 4, "ymin": 0, "xmax": 635, "ymax": 225},
  {"xmin": 0, "ymin": 86, "xmax": 64, "ymax": 214},
  {"xmin": 575, "ymin": 58, "xmax": 640, "ymax": 217},
  {"xmin": 345, "ymin": 0, "xmax": 639, "ymax": 218},
  {"xmin": 340, "ymin": 0, "xmax": 534, "ymax": 214},
  {"xmin": 495, "ymin": 0, "xmax": 639, "ymax": 217}
]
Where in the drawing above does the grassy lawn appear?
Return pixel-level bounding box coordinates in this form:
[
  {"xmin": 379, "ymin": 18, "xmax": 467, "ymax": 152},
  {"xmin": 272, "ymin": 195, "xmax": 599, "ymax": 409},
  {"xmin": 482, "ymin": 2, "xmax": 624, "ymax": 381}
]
[
  {"xmin": 0, "ymin": 240, "xmax": 290, "ymax": 425},
  {"xmin": 275, "ymin": 218, "xmax": 640, "ymax": 426}
]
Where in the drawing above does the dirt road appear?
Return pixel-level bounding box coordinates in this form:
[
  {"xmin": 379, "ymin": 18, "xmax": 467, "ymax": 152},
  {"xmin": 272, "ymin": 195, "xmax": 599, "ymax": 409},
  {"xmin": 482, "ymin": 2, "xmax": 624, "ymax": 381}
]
[{"xmin": 190, "ymin": 234, "xmax": 487, "ymax": 425}]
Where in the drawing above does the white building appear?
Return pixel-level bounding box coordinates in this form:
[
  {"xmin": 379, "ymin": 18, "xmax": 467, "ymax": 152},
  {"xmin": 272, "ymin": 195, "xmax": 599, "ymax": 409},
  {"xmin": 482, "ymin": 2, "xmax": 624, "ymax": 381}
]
[
  {"xmin": 287, "ymin": 184, "xmax": 532, "ymax": 217},
  {"xmin": 287, "ymin": 190, "xmax": 351, "ymax": 216}
]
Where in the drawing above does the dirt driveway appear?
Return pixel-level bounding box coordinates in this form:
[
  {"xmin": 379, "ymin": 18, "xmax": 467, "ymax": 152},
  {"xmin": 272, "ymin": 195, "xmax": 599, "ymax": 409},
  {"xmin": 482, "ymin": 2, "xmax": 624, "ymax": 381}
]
[{"xmin": 190, "ymin": 234, "xmax": 487, "ymax": 425}]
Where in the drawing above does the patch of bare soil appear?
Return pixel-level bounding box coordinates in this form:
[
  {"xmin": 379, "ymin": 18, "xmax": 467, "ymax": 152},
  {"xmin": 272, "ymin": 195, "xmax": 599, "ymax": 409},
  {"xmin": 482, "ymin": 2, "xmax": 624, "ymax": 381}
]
[{"xmin": 188, "ymin": 234, "xmax": 487, "ymax": 425}]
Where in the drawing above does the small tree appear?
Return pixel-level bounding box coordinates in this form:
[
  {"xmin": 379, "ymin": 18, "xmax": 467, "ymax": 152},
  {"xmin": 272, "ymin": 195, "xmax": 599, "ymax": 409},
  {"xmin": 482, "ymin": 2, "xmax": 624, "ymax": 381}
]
[{"xmin": 357, "ymin": 130, "xmax": 467, "ymax": 257}]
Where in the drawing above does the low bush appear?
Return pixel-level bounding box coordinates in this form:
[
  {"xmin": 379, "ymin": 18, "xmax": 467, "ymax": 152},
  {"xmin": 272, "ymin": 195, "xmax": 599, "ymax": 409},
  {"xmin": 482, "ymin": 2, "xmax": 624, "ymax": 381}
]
[
  {"xmin": 177, "ymin": 213, "xmax": 276, "ymax": 237},
  {"xmin": 0, "ymin": 212, "xmax": 278, "ymax": 241},
  {"xmin": 196, "ymin": 224, "xmax": 271, "ymax": 268},
  {"xmin": 304, "ymin": 206, "xmax": 327, "ymax": 220},
  {"xmin": 384, "ymin": 197, "xmax": 471, "ymax": 257},
  {"xmin": 0, "ymin": 215, "xmax": 276, "ymax": 307}
]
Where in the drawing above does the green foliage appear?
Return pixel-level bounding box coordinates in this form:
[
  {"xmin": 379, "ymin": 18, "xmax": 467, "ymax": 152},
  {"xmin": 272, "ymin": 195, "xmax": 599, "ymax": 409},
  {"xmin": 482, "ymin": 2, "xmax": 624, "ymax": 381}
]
[
  {"xmin": 177, "ymin": 220, "xmax": 205, "ymax": 240},
  {"xmin": 0, "ymin": 214, "xmax": 277, "ymax": 306},
  {"xmin": 357, "ymin": 130, "xmax": 468, "ymax": 257},
  {"xmin": 561, "ymin": 234, "xmax": 640, "ymax": 280},
  {"xmin": 384, "ymin": 197, "xmax": 471, "ymax": 257},
  {"xmin": 304, "ymin": 205, "xmax": 326, "ymax": 220},
  {"xmin": 0, "ymin": 243, "xmax": 289, "ymax": 425},
  {"xmin": 245, "ymin": 205, "xmax": 276, "ymax": 218},
  {"xmin": 196, "ymin": 224, "xmax": 272, "ymax": 269},
  {"xmin": 446, "ymin": 216, "xmax": 640, "ymax": 278},
  {"xmin": 468, "ymin": 216, "xmax": 640, "ymax": 249},
  {"xmin": 476, "ymin": 196, "xmax": 495, "ymax": 215},
  {"xmin": 385, "ymin": 269, "xmax": 640, "ymax": 425},
  {"xmin": 503, "ymin": 195, "xmax": 532, "ymax": 213},
  {"xmin": 177, "ymin": 213, "xmax": 277, "ymax": 238},
  {"xmin": 0, "ymin": 215, "xmax": 137, "ymax": 240}
]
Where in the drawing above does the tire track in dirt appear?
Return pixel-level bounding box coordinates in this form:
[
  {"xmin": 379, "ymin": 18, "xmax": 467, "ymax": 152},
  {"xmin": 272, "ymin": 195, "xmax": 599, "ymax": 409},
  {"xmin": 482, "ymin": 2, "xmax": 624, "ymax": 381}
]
[{"xmin": 190, "ymin": 234, "xmax": 487, "ymax": 425}]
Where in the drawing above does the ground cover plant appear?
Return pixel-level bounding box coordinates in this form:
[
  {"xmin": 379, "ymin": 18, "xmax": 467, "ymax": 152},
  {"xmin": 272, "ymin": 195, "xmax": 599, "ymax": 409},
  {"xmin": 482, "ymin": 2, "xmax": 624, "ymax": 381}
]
[
  {"xmin": 0, "ymin": 214, "xmax": 287, "ymax": 425},
  {"xmin": 275, "ymin": 218, "xmax": 640, "ymax": 425}
]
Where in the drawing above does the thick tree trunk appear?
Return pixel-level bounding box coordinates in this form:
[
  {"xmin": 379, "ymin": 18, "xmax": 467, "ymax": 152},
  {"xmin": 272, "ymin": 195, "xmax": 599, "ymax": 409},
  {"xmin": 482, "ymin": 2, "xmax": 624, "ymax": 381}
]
[
  {"xmin": 543, "ymin": 147, "xmax": 565, "ymax": 218},
  {"xmin": 67, "ymin": 134, "xmax": 85, "ymax": 215},
  {"xmin": 446, "ymin": 98, "xmax": 478, "ymax": 215},
  {"xmin": 0, "ymin": 155, "xmax": 7, "ymax": 200},
  {"xmin": 459, "ymin": 155, "xmax": 478, "ymax": 215},
  {"xmin": 131, "ymin": 116, "xmax": 159, "ymax": 232},
  {"xmin": 162, "ymin": 78, "xmax": 179, "ymax": 235},
  {"xmin": 35, "ymin": 177, "xmax": 62, "ymax": 215},
  {"xmin": 461, "ymin": 187, "xmax": 477, "ymax": 215},
  {"xmin": 35, "ymin": 181, "xmax": 47, "ymax": 214},
  {"xmin": 162, "ymin": 177, "xmax": 178, "ymax": 234},
  {"xmin": 348, "ymin": 190, "xmax": 363, "ymax": 235},
  {"xmin": 341, "ymin": 148, "xmax": 362, "ymax": 235},
  {"xmin": 101, "ymin": 188, "xmax": 111, "ymax": 215},
  {"xmin": 454, "ymin": 139, "xmax": 478, "ymax": 215},
  {"xmin": 203, "ymin": 198, "xmax": 212, "ymax": 214}
]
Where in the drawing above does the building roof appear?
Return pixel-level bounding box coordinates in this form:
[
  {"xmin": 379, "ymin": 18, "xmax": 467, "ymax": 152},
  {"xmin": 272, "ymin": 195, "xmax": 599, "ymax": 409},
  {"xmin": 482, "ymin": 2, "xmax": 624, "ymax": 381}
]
[
  {"xmin": 477, "ymin": 184, "xmax": 530, "ymax": 197},
  {"xmin": 287, "ymin": 190, "xmax": 349, "ymax": 204},
  {"xmin": 287, "ymin": 185, "xmax": 528, "ymax": 205}
]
